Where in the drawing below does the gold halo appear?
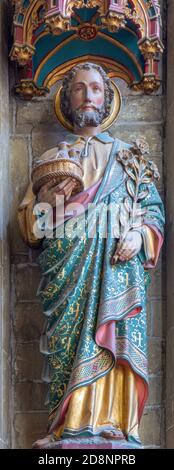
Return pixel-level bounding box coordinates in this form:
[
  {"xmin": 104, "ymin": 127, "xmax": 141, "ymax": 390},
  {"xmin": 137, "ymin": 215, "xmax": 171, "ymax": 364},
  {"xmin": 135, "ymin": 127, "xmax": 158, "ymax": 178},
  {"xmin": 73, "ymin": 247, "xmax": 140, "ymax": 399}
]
[{"xmin": 54, "ymin": 81, "xmax": 121, "ymax": 132}]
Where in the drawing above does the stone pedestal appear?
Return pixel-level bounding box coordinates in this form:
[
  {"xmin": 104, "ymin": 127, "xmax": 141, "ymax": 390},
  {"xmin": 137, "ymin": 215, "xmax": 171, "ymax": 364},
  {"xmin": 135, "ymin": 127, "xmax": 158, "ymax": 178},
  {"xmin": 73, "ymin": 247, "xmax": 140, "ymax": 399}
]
[{"xmin": 37, "ymin": 437, "xmax": 142, "ymax": 450}]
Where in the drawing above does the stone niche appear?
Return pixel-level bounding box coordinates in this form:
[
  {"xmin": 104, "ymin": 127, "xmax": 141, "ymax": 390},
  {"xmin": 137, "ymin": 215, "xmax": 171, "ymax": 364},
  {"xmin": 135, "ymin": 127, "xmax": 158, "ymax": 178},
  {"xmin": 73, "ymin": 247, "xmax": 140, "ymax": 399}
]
[{"xmin": 0, "ymin": 0, "xmax": 169, "ymax": 450}]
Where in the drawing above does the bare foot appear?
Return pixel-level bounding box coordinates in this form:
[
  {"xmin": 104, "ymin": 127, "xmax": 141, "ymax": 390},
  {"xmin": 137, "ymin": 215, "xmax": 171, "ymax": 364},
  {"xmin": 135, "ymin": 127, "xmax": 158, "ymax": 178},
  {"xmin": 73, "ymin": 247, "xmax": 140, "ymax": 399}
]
[
  {"xmin": 101, "ymin": 429, "xmax": 125, "ymax": 441},
  {"xmin": 32, "ymin": 434, "xmax": 56, "ymax": 449}
]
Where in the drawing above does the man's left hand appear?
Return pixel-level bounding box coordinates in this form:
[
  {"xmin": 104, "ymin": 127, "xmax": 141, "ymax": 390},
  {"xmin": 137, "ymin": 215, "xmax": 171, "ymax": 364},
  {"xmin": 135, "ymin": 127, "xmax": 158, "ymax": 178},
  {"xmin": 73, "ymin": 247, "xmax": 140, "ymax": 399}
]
[{"xmin": 116, "ymin": 231, "xmax": 143, "ymax": 262}]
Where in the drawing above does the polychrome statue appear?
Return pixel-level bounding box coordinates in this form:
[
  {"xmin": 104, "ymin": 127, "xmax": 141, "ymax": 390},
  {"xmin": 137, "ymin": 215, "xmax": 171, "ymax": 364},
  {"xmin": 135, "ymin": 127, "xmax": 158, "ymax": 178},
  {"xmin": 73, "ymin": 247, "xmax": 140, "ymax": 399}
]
[{"xmin": 18, "ymin": 63, "xmax": 164, "ymax": 448}]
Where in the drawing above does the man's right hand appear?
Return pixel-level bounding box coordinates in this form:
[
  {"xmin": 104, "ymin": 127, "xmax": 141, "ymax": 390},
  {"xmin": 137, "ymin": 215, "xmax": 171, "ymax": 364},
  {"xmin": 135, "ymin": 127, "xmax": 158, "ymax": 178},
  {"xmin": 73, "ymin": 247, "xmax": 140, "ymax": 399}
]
[{"xmin": 37, "ymin": 177, "xmax": 77, "ymax": 208}]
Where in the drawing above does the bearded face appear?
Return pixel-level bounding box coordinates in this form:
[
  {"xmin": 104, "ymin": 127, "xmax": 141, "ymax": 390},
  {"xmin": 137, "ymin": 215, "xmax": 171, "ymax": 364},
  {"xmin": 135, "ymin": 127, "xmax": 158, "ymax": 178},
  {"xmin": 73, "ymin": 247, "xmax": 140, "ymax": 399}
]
[
  {"xmin": 69, "ymin": 68, "xmax": 106, "ymax": 128},
  {"xmin": 71, "ymin": 104, "xmax": 106, "ymax": 128}
]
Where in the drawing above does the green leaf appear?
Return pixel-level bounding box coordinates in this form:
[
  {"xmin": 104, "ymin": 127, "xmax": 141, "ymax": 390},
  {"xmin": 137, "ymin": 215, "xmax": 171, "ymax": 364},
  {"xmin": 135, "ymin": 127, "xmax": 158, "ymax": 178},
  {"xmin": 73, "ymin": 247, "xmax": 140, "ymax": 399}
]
[
  {"xmin": 126, "ymin": 179, "xmax": 135, "ymax": 198},
  {"xmin": 125, "ymin": 168, "xmax": 136, "ymax": 181},
  {"xmin": 134, "ymin": 207, "xmax": 147, "ymax": 217},
  {"xmin": 132, "ymin": 217, "xmax": 143, "ymax": 229},
  {"xmin": 133, "ymin": 158, "xmax": 140, "ymax": 171},
  {"xmin": 119, "ymin": 205, "xmax": 129, "ymax": 228},
  {"xmin": 137, "ymin": 189, "xmax": 149, "ymax": 201},
  {"xmin": 141, "ymin": 176, "xmax": 151, "ymax": 184},
  {"xmin": 124, "ymin": 197, "xmax": 132, "ymax": 213}
]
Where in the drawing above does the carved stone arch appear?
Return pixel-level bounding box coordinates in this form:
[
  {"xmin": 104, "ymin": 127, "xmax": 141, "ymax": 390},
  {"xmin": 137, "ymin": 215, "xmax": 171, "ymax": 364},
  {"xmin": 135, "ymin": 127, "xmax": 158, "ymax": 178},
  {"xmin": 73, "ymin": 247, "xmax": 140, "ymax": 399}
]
[
  {"xmin": 125, "ymin": 0, "xmax": 159, "ymax": 39},
  {"xmin": 10, "ymin": 0, "xmax": 46, "ymax": 64},
  {"xmin": 23, "ymin": 0, "xmax": 46, "ymax": 43},
  {"xmin": 124, "ymin": 0, "xmax": 147, "ymax": 39},
  {"xmin": 10, "ymin": 0, "xmax": 163, "ymax": 96}
]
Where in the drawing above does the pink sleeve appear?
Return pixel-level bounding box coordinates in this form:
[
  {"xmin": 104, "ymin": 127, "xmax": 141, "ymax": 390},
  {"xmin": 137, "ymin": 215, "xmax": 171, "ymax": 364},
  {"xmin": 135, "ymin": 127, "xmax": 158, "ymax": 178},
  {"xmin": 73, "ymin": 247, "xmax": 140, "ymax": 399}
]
[{"xmin": 143, "ymin": 224, "xmax": 164, "ymax": 268}]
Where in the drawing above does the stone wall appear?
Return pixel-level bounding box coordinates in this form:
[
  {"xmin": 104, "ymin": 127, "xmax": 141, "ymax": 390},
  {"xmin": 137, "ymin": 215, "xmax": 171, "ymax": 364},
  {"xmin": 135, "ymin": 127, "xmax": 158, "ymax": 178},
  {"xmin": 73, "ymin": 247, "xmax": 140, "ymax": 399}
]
[
  {"xmin": 9, "ymin": 74, "xmax": 166, "ymax": 447},
  {"xmin": 0, "ymin": 0, "xmax": 10, "ymax": 449}
]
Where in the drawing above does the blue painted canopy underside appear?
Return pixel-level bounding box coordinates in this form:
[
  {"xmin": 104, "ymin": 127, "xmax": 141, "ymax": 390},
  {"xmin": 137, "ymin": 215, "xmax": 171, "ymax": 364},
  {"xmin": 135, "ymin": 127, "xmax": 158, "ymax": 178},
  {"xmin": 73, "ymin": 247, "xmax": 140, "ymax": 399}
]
[{"xmin": 33, "ymin": 29, "xmax": 144, "ymax": 86}]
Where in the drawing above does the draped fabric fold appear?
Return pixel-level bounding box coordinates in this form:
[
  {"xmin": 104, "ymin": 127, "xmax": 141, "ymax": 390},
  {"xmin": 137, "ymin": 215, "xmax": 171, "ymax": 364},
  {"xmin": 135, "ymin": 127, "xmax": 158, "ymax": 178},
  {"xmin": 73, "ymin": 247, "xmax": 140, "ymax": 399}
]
[{"xmin": 36, "ymin": 138, "xmax": 164, "ymax": 442}]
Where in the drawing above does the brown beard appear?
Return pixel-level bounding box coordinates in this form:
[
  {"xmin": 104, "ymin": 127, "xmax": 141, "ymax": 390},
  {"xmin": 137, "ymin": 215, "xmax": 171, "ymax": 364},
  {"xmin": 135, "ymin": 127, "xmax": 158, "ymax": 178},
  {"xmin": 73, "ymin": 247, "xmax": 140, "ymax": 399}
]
[{"xmin": 71, "ymin": 105, "xmax": 106, "ymax": 128}]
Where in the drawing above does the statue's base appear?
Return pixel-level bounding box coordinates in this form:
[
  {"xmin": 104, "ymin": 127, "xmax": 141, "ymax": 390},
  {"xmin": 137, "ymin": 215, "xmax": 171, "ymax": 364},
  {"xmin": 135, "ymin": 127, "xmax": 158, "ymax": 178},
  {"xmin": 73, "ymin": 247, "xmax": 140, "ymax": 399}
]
[{"xmin": 42, "ymin": 437, "xmax": 142, "ymax": 450}]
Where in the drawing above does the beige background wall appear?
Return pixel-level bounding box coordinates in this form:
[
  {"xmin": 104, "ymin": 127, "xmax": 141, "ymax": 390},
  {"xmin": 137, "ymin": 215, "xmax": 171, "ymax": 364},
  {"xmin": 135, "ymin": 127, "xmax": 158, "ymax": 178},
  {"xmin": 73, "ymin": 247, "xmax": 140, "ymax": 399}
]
[{"xmin": 9, "ymin": 76, "xmax": 165, "ymax": 447}]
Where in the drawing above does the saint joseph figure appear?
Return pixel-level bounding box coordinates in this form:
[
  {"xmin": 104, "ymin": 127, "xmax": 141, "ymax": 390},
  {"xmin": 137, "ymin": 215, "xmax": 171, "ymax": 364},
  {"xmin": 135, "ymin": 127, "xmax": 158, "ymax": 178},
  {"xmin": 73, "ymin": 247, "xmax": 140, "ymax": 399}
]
[{"xmin": 18, "ymin": 63, "xmax": 164, "ymax": 448}]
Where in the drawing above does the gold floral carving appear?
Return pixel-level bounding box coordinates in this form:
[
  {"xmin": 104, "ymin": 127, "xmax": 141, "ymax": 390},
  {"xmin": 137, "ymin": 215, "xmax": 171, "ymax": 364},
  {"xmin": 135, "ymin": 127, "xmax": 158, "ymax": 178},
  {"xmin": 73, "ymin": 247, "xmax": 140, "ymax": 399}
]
[
  {"xmin": 101, "ymin": 12, "xmax": 126, "ymax": 33},
  {"xmin": 45, "ymin": 13, "xmax": 71, "ymax": 34},
  {"xmin": 138, "ymin": 38, "xmax": 164, "ymax": 59},
  {"xmin": 132, "ymin": 75, "xmax": 161, "ymax": 94},
  {"xmin": 10, "ymin": 44, "xmax": 35, "ymax": 64},
  {"xmin": 15, "ymin": 80, "xmax": 49, "ymax": 99}
]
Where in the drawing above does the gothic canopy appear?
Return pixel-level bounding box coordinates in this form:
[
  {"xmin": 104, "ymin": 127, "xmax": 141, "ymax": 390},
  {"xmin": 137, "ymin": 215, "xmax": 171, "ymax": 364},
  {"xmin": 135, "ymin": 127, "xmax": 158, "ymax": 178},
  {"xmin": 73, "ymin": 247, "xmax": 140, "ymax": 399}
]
[{"xmin": 10, "ymin": 1, "xmax": 163, "ymax": 99}]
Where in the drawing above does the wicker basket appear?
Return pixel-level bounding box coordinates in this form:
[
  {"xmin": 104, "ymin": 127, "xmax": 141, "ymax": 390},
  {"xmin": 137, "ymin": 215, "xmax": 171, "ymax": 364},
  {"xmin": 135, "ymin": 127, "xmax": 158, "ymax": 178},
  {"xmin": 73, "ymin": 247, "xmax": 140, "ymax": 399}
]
[{"xmin": 32, "ymin": 158, "xmax": 84, "ymax": 196}]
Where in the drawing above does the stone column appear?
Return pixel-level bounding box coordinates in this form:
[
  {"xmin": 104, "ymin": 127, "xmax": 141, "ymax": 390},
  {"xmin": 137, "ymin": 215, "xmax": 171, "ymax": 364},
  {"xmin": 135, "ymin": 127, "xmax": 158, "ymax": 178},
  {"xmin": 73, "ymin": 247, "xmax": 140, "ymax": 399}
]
[
  {"xmin": 166, "ymin": 0, "xmax": 174, "ymax": 449},
  {"xmin": 0, "ymin": 0, "xmax": 10, "ymax": 449}
]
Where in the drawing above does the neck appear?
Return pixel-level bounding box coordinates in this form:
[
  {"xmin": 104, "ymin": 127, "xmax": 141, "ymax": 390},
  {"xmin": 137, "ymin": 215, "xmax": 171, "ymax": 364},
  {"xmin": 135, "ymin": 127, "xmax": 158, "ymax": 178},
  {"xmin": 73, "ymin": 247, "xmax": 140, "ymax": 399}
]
[{"xmin": 73, "ymin": 125, "xmax": 102, "ymax": 138}]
